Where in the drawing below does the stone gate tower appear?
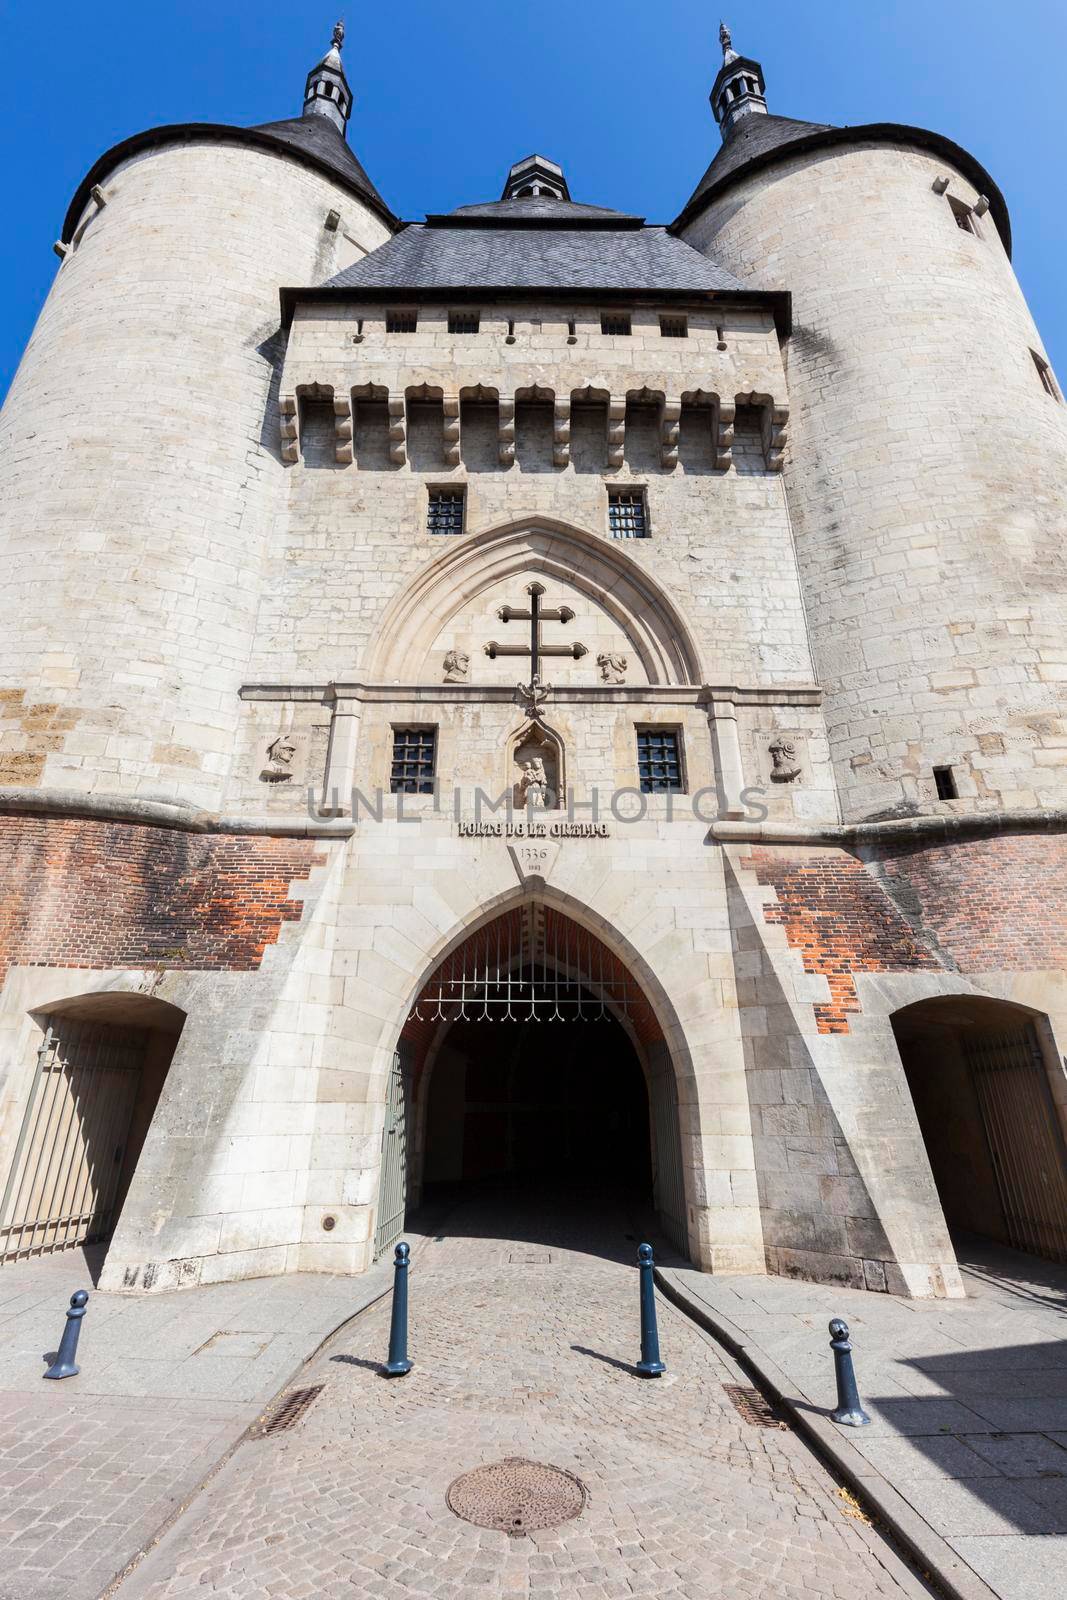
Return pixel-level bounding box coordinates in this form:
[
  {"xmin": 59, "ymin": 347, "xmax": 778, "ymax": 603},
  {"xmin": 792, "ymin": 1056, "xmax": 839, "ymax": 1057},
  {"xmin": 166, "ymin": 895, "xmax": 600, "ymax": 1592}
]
[{"xmin": 0, "ymin": 25, "xmax": 1065, "ymax": 1298}]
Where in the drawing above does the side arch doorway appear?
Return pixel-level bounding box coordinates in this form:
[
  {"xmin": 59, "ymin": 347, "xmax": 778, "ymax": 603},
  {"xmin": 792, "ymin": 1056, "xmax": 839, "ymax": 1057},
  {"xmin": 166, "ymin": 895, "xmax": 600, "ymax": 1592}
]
[
  {"xmin": 0, "ymin": 993, "xmax": 185, "ymax": 1268},
  {"xmin": 373, "ymin": 902, "xmax": 688, "ymax": 1261},
  {"xmin": 892, "ymin": 995, "xmax": 1067, "ymax": 1264}
]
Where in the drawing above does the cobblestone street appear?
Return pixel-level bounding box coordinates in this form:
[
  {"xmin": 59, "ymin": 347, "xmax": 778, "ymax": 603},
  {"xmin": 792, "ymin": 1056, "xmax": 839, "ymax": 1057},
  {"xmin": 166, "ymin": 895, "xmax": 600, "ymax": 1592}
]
[{"xmin": 119, "ymin": 1189, "xmax": 932, "ymax": 1599}]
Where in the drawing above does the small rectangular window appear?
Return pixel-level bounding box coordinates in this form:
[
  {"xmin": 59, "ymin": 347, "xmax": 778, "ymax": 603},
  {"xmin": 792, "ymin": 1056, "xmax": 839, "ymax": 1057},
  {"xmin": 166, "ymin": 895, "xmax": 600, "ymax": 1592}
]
[
  {"xmin": 448, "ymin": 310, "xmax": 480, "ymax": 334},
  {"xmin": 390, "ymin": 727, "xmax": 437, "ymax": 794},
  {"xmin": 933, "ymin": 766, "xmax": 958, "ymax": 800},
  {"xmin": 948, "ymin": 197, "xmax": 978, "ymax": 236},
  {"xmin": 600, "ymin": 312, "xmax": 632, "ymax": 336},
  {"xmin": 1031, "ymin": 349, "xmax": 1061, "ymax": 401},
  {"xmin": 427, "ymin": 488, "xmax": 465, "ymax": 535},
  {"xmin": 659, "ymin": 314, "xmax": 688, "ymax": 338},
  {"xmin": 607, "ymin": 488, "xmax": 648, "ymax": 539},
  {"xmin": 386, "ymin": 309, "xmax": 418, "ymax": 333},
  {"xmin": 637, "ymin": 728, "xmax": 684, "ymax": 794}
]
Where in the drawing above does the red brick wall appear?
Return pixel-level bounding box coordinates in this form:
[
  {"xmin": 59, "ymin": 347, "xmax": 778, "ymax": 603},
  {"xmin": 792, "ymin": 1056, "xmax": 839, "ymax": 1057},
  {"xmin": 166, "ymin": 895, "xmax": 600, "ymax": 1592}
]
[
  {"xmin": 0, "ymin": 815, "xmax": 320, "ymax": 985},
  {"xmin": 745, "ymin": 832, "xmax": 1067, "ymax": 1033}
]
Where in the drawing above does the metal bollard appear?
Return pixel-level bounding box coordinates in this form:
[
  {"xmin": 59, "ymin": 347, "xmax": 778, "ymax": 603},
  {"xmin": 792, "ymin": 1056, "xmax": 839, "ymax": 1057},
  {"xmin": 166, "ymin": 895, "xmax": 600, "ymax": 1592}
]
[
  {"xmin": 635, "ymin": 1243, "xmax": 666, "ymax": 1377},
  {"xmin": 43, "ymin": 1290, "xmax": 89, "ymax": 1380},
  {"xmin": 383, "ymin": 1241, "xmax": 413, "ymax": 1377},
  {"xmin": 828, "ymin": 1317, "xmax": 871, "ymax": 1426}
]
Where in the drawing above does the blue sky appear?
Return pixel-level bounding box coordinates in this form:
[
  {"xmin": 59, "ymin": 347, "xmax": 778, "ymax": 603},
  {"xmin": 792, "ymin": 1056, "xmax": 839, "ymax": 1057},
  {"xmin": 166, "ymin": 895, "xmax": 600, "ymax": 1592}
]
[{"xmin": 2, "ymin": 0, "xmax": 1065, "ymax": 402}]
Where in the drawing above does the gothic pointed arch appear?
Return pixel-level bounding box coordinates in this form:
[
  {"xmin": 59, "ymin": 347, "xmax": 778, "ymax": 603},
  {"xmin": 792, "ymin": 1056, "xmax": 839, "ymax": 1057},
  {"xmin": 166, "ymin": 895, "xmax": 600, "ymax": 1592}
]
[{"xmin": 363, "ymin": 515, "xmax": 704, "ymax": 685}]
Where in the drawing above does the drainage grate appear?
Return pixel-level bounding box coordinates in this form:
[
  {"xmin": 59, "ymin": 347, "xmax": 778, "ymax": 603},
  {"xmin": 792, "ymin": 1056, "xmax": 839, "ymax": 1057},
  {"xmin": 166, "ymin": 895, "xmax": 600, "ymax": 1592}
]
[
  {"xmin": 447, "ymin": 1457, "xmax": 587, "ymax": 1537},
  {"xmin": 249, "ymin": 1384, "xmax": 325, "ymax": 1438},
  {"xmin": 723, "ymin": 1383, "xmax": 788, "ymax": 1429}
]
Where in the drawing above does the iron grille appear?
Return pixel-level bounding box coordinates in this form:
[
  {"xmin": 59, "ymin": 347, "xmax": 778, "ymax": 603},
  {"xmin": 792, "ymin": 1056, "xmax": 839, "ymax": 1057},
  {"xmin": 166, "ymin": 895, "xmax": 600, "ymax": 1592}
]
[
  {"xmin": 722, "ymin": 1384, "xmax": 788, "ymax": 1428},
  {"xmin": 386, "ymin": 309, "xmax": 418, "ymax": 333},
  {"xmin": 607, "ymin": 489, "xmax": 648, "ymax": 539},
  {"xmin": 408, "ymin": 904, "xmax": 656, "ymax": 1029},
  {"xmin": 448, "ymin": 311, "xmax": 480, "ymax": 334},
  {"xmin": 390, "ymin": 727, "xmax": 437, "ymax": 794},
  {"xmin": 659, "ymin": 315, "xmax": 688, "ymax": 338},
  {"xmin": 600, "ymin": 313, "xmax": 631, "ymax": 336},
  {"xmin": 637, "ymin": 729, "xmax": 683, "ymax": 793},
  {"xmin": 427, "ymin": 489, "xmax": 465, "ymax": 536},
  {"xmin": 249, "ymin": 1385, "xmax": 325, "ymax": 1437}
]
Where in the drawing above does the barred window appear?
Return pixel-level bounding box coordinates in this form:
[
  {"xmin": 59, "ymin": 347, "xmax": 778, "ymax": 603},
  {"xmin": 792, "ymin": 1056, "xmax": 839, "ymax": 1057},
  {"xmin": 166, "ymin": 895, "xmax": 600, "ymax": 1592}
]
[
  {"xmin": 659, "ymin": 314, "xmax": 688, "ymax": 338},
  {"xmin": 948, "ymin": 197, "xmax": 978, "ymax": 235},
  {"xmin": 601, "ymin": 312, "xmax": 632, "ymax": 336},
  {"xmin": 448, "ymin": 310, "xmax": 480, "ymax": 334},
  {"xmin": 386, "ymin": 309, "xmax": 418, "ymax": 333},
  {"xmin": 427, "ymin": 488, "xmax": 465, "ymax": 535},
  {"xmin": 607, "ymin": 488, "xmax": 648, "ymax": 539},
  {"xmin": 637, "ymin": 729, "xmax": 683, "ymax": 794},
  {"xmin": 390, "ymin": 727, "xmax": 437, "ymax": 794}
]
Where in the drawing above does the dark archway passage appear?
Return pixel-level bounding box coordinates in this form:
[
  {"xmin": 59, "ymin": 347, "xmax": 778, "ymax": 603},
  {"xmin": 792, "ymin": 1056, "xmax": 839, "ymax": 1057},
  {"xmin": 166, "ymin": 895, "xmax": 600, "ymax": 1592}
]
[
  {"xmin": 423, "ymin": 1014, "xmax": 653, "ymax": 1198},
  {"xmin": 892, "ymin": 996, "xmax": 1067, "ymax": 1264}
]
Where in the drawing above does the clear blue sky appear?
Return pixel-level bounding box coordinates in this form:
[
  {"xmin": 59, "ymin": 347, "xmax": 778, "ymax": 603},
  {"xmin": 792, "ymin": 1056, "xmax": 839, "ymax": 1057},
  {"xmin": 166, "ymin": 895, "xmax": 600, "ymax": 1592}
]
[{"xmin": 2, "ymin": 0, "xmax": 1065, "ymax": 403}]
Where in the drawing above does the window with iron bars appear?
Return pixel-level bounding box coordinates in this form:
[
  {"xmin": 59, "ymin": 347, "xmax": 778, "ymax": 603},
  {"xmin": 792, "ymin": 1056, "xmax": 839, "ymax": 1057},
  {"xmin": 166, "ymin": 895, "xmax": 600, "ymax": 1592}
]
[
  {"xmin": 637, "ymin": 728, "xmax": 683, "ymax": 793},
  {"xmin": 659, "ymin": 314, "xmax": 688, "ymax": 338},
  {"xmin": 390, "ymin": 727, "xmax": 437, "ymax": 794},
  {"xmin": 427, "ymin": 488, "xmax": 466, "ymax": 535},
  {"xmin": 386, "ymin": 309, "xmax": 418, "ymax": 333},
  {"xmin": 448, "ymin": 310, "xmax": 480, "ymax": 334},
  {"xmin": 607, "ymin": 488, "xmax": 648, "ymax": 539},
  {"xmin": 601, "ymin": 312, "xmax": 632, "ymax": 336}
]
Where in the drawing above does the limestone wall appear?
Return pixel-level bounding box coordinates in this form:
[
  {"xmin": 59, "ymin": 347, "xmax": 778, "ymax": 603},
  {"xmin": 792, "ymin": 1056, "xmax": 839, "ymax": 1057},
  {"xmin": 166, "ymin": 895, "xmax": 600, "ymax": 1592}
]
[
  {"xmin": 683, "ymin": 139, "xmax": 1067, "ymax": 820},
  {"xmin": 0, "ymin": 140, "xmax": 391, "ymax": 809}
]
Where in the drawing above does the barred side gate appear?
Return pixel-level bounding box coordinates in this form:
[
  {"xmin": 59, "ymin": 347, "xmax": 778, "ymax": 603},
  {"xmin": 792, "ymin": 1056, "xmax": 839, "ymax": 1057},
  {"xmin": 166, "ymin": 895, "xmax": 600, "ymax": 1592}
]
[
  {"xmin": 0, "ymin": 1022, "xmax": 145, "ymax": 1263},
  {"xmin": 964, "ymin": 1026, "xmax": 1067, "ymax": 1264},
  {"xmin": 373, "ymin": 1043, "xmax": 412, "ymax": 1260}
]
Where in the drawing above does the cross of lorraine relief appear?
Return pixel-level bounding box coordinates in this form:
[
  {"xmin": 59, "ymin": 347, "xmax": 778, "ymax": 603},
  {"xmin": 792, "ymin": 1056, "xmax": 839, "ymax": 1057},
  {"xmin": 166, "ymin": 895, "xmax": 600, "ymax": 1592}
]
[{"xmin": 483, "ymin": 581, "xmax": 587, "ymax": 720}]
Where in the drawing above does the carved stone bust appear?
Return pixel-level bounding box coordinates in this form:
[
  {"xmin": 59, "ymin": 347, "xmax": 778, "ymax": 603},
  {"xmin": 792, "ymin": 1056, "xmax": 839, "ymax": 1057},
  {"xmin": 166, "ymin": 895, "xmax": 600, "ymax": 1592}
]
[
  {"xmin": 596, "ymin": 651, "xmax": 628, "ymax": 685},
  {"xmin": 768, "ymin": 736, "xmax": 802, "ymax": 783},
  {"xmin": 260, "ymin": 732, "xmax": 298, "ymax": 783},
  {"xmin": 443, "ymin": 648, "xmax": 470, "ymax": 682}
]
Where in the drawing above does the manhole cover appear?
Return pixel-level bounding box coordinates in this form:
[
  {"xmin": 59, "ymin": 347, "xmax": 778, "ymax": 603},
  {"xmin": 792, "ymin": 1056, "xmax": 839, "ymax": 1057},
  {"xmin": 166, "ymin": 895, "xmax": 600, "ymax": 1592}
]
[{"xmin": 446, "ymin": 1457, "xmax": 587, "ymax": 1537}]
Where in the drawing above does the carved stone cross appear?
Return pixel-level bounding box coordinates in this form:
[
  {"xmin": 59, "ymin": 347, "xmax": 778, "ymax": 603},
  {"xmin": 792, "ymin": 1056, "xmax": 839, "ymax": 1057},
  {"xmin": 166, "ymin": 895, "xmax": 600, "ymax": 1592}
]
[{"xmin": 483, "ymin": 582, "xmax": 587, "ymax": 685}]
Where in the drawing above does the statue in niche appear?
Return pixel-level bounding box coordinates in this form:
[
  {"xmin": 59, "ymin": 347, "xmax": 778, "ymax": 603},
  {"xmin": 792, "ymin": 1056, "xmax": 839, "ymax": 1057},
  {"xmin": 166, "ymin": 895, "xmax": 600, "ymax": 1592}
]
[
  {"xmin": 443, "ymin": 648, "xmax": 470, "ymax": 683},
  {"xmin": 597, "ymin": 651, "xmax": 628, "ymax": 685},
  {"xmin": 768, "ymin": 736, "xmax": 802, "ymax": 783},
  {"xmin": 261, "ymin": 732, "xmax": 298, "ymax": 783},
  {"xmin": 518, "ymin": 757, "xmax": 549, "ymax": 810}
]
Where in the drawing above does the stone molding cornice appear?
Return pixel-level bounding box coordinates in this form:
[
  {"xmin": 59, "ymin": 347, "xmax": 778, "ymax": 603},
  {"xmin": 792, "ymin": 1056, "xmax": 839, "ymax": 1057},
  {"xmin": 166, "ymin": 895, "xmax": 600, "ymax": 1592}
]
[
  {"xmin": 710, "ymin": 809, "xmax": 1067, "ymax": 848},
  {"xmin": 238, "ymin": 681, "xmax": 825, "ymax": 708},
  {"xmin": 0, "ymin": 788, "xmax": 354, "ymax": 839}
]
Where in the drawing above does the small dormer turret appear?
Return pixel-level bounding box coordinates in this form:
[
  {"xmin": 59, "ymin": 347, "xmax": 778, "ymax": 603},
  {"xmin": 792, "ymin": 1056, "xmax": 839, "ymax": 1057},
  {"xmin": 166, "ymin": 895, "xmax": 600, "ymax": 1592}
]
[
  {"xmin": 710, "ymin": 21, "xmax": 768, "ymax": 141},
  {"xmin": 501, "ymin": 155, "xmax": 570, "ymax": 202},
  {"xmin": 303, "ymin": 21, "xmax": 352, "ymax": 136}
]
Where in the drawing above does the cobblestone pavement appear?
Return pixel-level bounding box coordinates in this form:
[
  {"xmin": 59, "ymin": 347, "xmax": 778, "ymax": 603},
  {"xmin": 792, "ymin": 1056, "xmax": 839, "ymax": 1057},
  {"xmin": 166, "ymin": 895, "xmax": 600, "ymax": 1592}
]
[
  {"xmin": 120, "ymin": 1187, "xmax": 932, "ymax": 1600},
  {"xmin": 0, "ymin": 1243, "xmax": 394, "ymax": 1600}
]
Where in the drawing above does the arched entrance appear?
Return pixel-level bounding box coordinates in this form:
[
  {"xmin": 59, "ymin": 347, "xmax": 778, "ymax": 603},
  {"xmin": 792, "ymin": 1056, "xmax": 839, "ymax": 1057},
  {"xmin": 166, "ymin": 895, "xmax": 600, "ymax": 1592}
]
[
  {"xmin": 892, "ymin": 995, "xmax": 1067, "ymax": 1263},
  {"xmin": 375, "ymin": 901, "xmax": 688, "ymax": 1260},
  {"xmin": 0, "ymin": 993, "xmax": 185, "ymax": 1266}
]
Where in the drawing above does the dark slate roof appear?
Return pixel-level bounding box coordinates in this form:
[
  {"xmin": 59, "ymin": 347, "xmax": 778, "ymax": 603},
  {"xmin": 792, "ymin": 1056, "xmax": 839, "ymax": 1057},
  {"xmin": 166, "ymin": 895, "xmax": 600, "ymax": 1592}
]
[
  {"xmin": 446, "ymin": 197, "xmax": 642, "ymax": 225},
  {"xmin": 251, "ymin": 115, "xmax": 392, "ymax": 217},
  {"xmin": 321, "ymin": 222, "xmax": 748, "ymax": 293},
  {"xmin": 61, "ymin": 116, "xmax": 397, "ymax": 243},
  {"xmin": 674, "ymin": 114, "xmax": 1011, "ymax": 253}
]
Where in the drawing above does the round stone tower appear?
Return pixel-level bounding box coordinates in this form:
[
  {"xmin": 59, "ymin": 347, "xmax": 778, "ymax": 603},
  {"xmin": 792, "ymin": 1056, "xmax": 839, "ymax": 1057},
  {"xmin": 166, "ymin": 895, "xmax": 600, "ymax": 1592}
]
[
  {"xmin": 679, "ymin": 24, "xmax": 1067, "ymax": 820},
  {"xmin": 0, "ymin": 25, "xmax": 394, "ymax": 809}
]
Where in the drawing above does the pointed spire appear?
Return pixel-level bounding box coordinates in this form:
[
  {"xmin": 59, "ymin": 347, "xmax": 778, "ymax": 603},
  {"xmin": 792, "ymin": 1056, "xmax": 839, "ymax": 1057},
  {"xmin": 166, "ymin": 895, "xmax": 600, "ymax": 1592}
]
[
  {"xmin": 303, "ymin": 20, "xmax": 353, "ymax": 137},
  {"xmin": 710, "ymin": 21, "xmax": 768, "ymax": 141}
]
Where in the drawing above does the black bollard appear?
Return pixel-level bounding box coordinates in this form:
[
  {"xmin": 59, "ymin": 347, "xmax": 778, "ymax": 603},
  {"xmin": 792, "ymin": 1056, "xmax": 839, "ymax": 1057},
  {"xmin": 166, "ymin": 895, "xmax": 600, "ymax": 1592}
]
[
  {"xmin": 43, "ymin": 1290, "xmax": 89, "ymax": 1380},
  {"xmin": 383, "ymin": 1241, "xmax": 413, "ymax": 1377},
  {"xmin": 828, "ymin": 1317, "xmax": 871, "ymax": 1426},
  {"xmin": 635, "ymin": 1243, "xmax": 666, "ymax": 1377}
]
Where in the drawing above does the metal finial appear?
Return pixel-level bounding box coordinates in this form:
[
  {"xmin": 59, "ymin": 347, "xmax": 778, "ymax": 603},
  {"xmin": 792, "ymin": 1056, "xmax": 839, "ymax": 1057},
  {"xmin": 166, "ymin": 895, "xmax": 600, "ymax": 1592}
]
[
  {"xmin": 719, "ymin": 19, "xmax": 738, "ymax": 64},
  {"xmin": 332, "ymin": 19, "xmax": 345, "ymax": 51}
]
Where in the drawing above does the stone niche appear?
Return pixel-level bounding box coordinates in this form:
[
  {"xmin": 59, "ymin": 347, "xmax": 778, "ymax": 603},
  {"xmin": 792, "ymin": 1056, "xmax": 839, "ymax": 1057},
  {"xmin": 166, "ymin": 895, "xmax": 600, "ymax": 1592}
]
[{"xmin": 510, "ymin": 723, "xmax": 564, "ymax": 810}]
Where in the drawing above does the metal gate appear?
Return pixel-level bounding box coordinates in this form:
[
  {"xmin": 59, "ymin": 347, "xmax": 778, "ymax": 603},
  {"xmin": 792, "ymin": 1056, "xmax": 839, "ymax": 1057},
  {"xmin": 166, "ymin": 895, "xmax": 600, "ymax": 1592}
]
[
  {"xmin": 648, "ymin": 1040, "xmax": 687, "ymax": 1256},
  {"xmin": 373, "ymin": 1043, "xmax": 412, "ymax": 1260},
  {"xmin": 0, "ymin": 1021, "xmax": 144, "ymax": 1263},
  {"xmin": 965, "ymin": 1027, "xmax": 1067, "ymax": 1263}
]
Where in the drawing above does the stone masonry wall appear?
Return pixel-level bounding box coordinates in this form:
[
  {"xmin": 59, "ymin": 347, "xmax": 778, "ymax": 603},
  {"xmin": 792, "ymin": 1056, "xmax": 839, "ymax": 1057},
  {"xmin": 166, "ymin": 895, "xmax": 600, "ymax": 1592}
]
[
  {"xmin": 0, "ymin": 140, "xmax": 391, "ymax": 809},
  {"xmin": 683, "ymin": 140, "xmax": 1067, "ymax": 819}
]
